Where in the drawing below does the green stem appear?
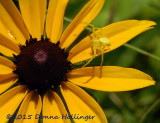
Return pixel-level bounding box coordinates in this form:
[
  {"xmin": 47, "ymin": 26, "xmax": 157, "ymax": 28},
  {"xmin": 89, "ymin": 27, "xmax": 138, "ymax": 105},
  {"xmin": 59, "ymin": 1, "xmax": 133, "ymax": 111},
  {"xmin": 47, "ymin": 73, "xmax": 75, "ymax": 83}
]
[
  {"xmin": 139, "ymin": 98, "xmax": 160, "ymax": 123},
  {"xmin": 124, "ymin": 43, "xmax": 160, "ymax": 61},
  {"xmin": 64, "ymin": 16, "xmax": 160, "ymax": 61},
  {"xmin": 64, "ymin": 16, "xmax": 72, "ymax": 23}
]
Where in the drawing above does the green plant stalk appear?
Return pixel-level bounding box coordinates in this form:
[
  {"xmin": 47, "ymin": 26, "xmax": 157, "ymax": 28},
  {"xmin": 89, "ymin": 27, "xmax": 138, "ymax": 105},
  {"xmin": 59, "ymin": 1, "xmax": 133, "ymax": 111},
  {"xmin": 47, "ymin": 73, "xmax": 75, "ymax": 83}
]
[
  {"xmin": 124, "ymin": 43, "xmax": 160, "ymax": 61},
  {"xmin": 139, "ymin": 98, "xmax": 160, "ymax": 123}
]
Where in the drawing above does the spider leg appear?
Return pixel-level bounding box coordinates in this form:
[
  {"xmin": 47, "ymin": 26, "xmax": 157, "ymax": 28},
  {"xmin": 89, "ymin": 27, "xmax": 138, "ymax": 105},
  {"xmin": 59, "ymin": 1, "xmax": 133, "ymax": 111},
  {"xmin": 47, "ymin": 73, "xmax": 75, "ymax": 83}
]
[
  {"xmin": 100, "ymin": 48, "xmax": 104, "ymax": 67},
  {"xmin": 99, "ymin": 48, "xmax": 104, "ymax": 78},
  {"xmin": 82, "ymin": 45, "xmax": 97, "ymax": 68},
  {"xmin": 82, "ymin": 56, "xmax": 95, "ymax": 68}
]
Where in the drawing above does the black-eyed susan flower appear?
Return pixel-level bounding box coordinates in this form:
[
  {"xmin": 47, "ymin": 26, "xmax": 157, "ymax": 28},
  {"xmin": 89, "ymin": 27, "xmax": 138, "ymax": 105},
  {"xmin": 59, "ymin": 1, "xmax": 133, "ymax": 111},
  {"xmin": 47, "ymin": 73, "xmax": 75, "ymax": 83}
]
[{"xmin": 0, "ymin": 0, "xmax": 156, "ymax": 122}]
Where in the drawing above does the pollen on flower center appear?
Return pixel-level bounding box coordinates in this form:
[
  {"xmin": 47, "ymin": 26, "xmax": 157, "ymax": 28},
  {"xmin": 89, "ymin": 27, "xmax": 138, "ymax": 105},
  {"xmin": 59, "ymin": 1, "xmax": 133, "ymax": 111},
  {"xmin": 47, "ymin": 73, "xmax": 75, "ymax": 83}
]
[
  {"xmin": 34, "ymin": 50, "xmax": 47, "ymax": 64},
  {"xmin": 13, "ymin": 37, "xmax": 72, "ymax": 94}
]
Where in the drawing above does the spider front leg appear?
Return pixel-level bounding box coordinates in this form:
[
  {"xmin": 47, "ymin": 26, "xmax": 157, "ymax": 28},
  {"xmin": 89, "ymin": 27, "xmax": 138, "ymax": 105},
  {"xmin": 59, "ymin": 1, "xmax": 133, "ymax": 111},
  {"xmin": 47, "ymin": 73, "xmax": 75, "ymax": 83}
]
[
  {"xmin": 99, "ymin": 48, "xmax": 105, "ymax": 77},
  {"xmin": 100, "ymin": 48, "xmax": 104, "ymax": 67},
  {"xmin": 82, "ymin": 45, "xmax": 97, "ymax": 68}
]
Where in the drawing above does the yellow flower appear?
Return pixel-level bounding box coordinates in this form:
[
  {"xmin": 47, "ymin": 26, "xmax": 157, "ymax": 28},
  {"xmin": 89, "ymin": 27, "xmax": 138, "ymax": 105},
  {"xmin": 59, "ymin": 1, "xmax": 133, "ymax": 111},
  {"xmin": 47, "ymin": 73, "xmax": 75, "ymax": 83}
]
[{"xmin": 0, "ymin": 0, "xmax": 156, "ymax": 123}]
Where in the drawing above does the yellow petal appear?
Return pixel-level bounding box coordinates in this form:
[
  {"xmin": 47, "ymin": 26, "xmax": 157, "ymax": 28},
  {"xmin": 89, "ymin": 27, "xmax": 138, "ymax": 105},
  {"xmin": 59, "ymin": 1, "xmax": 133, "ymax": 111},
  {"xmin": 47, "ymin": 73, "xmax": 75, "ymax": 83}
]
[
  {"xmin": 43, "ymin": 90, "xmax": 71, "ymax": 123},
  {"xmin": 60, "ymin": 0, "xmax": 105, "ymax": 49},
  {"xmin": 68, "ymin": 20, "xmax": 156, "ymax": 63},
  {"xmin": 0, "ymin": 85, "xmax": 28, "ymax": 123},
  {"xmin": 60, "ymin": 82, "xmax": 108, "ymax": 123},
  {"xmin": 19, "ymin": 0, "xmax": 47, "ymax": 39},
  {"xmin": 0, "ymin": 34, "xmax": 20, "ymax": 56},
  {"xmin": 69, "ymin": 66, "xmax": 155, "ymax": 91},
  {"xmin": 0, "ymin": 56, "xmax": 15, "ymax": 74},
  {"xmin": 46, "ymin": 0, "xmax": 69, "ymax": 43},
  {"xmin": 0, "ymin": 45, "xmax": 17, "ymax": 57},
  {"xmin": 0, "ymin": 0, "xmax": 29, "ymax": 45},
  {"xmin": 0, "ymin": 20, "xmax": 22, "ymax": 46},
  {"xmin": 0, "ymin": 73, "xmax": 17, "ymax": 94},
  {"xmin": 14, "ymin": 91, "xmax": 42, "ymax": 123}
]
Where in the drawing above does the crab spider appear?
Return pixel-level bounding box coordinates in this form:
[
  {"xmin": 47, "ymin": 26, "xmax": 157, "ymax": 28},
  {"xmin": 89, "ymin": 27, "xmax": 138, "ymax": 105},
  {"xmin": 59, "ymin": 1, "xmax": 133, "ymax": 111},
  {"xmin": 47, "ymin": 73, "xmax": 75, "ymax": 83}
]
[{"xmin": 82, "ymin": 23, "xmax": 111, "ymax": 71}]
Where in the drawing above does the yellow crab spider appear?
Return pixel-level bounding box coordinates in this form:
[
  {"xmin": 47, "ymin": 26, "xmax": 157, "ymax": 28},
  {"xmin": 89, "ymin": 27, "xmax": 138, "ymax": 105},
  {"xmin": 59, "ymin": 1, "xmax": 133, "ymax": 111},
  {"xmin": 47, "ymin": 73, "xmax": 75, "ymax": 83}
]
[{"xmin": 82, "ymin": 23, "xmax": 111, "ymax": 69}]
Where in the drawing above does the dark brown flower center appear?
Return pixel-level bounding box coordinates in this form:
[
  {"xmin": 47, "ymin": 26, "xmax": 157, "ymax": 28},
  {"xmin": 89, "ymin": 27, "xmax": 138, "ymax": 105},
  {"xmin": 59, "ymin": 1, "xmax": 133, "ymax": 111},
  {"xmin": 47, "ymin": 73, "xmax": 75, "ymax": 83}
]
[{"xmin": 13, "ymin": 37, "xmax": 71, "ymax": 94}]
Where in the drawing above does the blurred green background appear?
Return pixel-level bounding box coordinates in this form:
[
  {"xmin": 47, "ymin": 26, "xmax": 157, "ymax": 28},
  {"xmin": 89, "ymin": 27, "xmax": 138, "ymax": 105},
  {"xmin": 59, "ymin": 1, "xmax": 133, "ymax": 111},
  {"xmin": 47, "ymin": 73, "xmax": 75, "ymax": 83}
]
[
  {"xmin": 12, "ymin": 0, "xmax": 160, "ymax": 123},
  {"xmin": 64, "ymin": 0, "xmax": 160, "ymax": 123}
]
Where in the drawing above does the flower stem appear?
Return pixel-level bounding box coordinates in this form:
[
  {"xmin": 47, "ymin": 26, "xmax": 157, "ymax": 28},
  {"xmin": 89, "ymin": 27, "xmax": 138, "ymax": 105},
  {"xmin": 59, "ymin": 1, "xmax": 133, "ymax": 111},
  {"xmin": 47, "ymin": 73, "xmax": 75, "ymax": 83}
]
[
  {"xmin": 139, "ymin": 98, "xmax": 160, "ymax": 123},
  {"xmin": 124, "ymin": 43, "xmax": 160, "ymax": 61},
  {"xmin": 64, "ymin": 16, "xmax": 160, "ymax": 61},
  {"xmin": 64, "ymin": 16, "xmax": 72, "ymax": 23}
]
